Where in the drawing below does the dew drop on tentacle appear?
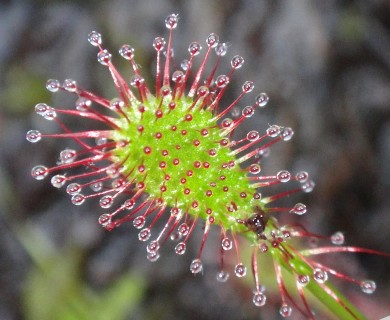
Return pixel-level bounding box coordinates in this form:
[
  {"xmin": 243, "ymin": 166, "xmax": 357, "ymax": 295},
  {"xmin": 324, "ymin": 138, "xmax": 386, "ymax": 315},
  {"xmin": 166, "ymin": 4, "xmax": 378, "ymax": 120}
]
[
  {"xmin": 124, "ymin": 199, "xmax": 135, "ymax": 210},
  {"xmin": 289, "ymin": 203, "xmax": 307, "ymax": 215},
  {"xmin": 133, "ymin": 216, "xmax": 146, "ymax": 229},
  {"xmin": 26, "ymin": 130, "xmax": 41, "ymax": 143},
  {"xmin": 221, "ymin": 237, "xmax": 233, "ymax": 251},
  {"xmin": 59, "ymin": 149, "xmax": 77, "ymax": 164},
  {"xmin": 75, "ymin": 97, "xmax": 92, "ymax": 111},
  {"xmin": 206, "ymin": 33, "xmax": 219, "ymax": 48},
  {"xmin": 266, "ymin": 125, "xmax": 281, "ymax": 137},
  {"xmin": 247, "ymin": 130, "xmax": 259, "ymax": 142},
  {"xmin": 249, "ymin": 164, "xmax": 261, "ymax": 175},
  {"xmin": 301, "ymin": 179, "xmax": 315, "ymax": 193},
  {"xmin": 216, "ymin": 270, "xmax": 230, "ymax": 282},
  {"xmin": 330, "ymin": 231, "xmax": 345, "ymax": 245},
  {"xmin": 97, "ymin": 49, "xmax": 112, "ymax": 65},
  {"xmin": 216, "ymin": 75, "xmax": 229, "ymax": 88},
  {"xmin": 297, "ymin": 274, "xmax": 310, "ymax": 287},
  {"xmin": 63, "ymin": 79, "xmax": 77, "ymax": 92},
  {"xmin": 276, "ymin": 170, "xmax": 291, "ymax": 183},
  {"xmin": 234, "ymin": 263, "xmax": 247, "ymax": 277},
  {"xmin": 279, "ymin": 304, "xmax": 292, "ymax": 317},
  {"xmin": 188, "ymin": 42, "xmax": 202, "ymax": 56},
  {"xmin": 66, "ymin": 183, "xmax": 81, "ymax": 195},
  {"xmin": 253, "ymin": 291, "xmax": 267, "ymax": 307},
  {"xmin": 313, "ymin": 268, "xmax": 328, "ymax": 284},
  {"xmin": 43, "ymin": 107, "xmax": 57, "ymax": 120},
  {"xmin": 295, "ymin": 171, "xmax": 309, "ymax": 183},
  {"xmin": 241, "ymin": 81, "xmax": 254, "ymax": 94},
  {"xmin": 175, "ymin": 242, "xmax": 186, "ymax": 255},
  {"xmin": 147, "ymin": 250, "xmax": 160, "ymax": 262},
  {"xmin": 119, "ymin": 44, "xmax": 135, "ymax": 60},
  {"xmin": 45, "ymin": 79, "xmax": 61, "ymax": 92},
  {"xmin": 255, "ymin": 93, "xmax": 269, "ymax": 107},
  {"xmin": 138, "ymin": 228, "xmax": 151, "ymax": 241},
  {"xmin": 190, "ymin": 258, "xmax": 203, "ymax": 274},
  {"xmin": 147, "ymin": 240, "xmax": 160, "ymax": 253},
  {"xmin": 215, "ymin": 42, "xmax": 228, "ymax": 56},
  {"xmin": 280, "ymin": 127, "xmax": 294, "ymax": 141},
  {"xmin": 242, "ymin": 106, "xmax": 255, "ymax": 118},
  {"xmin": 178, "ymin": 223, "xmax": 189, "ymax": 236},
  {"xmin": 98, "ymin": 213, "xmax": 111, "ymax": 227},
  {"xmin": 88, "ymin": 31, "xmax": 102, "ymax": 47},
  {"xmin": 99, "ymin": 195, "xmax": 114, "ymax": 209},
  {"xmin": 71, "ymin": 194, "xmax": 86, "ymax": 206},
  {"xmin": 90, "ymin": 181, "xmax": 103, "ymax": 192},
  {"xmin": 231, "ymin": 55, "xmax": 244, "ymax": 69},
  {"xmin": 153, "ymin": 37, "xmax": 166, "ymax": 51},
  {"xmin": 360, "ymin": 280, "xmax": 376, "ymax": 294},
  {"xmin": 165, "ymin": 13, "xmax": 179, "ymax": 29},
  {"xmin": 31, "ymin": 165, "xmax": 48, "ymax": 180},
  {"xmin": 51, "ymin": 175, "xmax": 66, "ymax": 188}
]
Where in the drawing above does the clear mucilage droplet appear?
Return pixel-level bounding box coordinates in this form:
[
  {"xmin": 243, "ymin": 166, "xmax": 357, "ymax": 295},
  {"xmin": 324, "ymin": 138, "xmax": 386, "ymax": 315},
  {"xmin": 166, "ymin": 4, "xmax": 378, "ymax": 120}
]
[
  {"xmin": 253, "ymin": 291, "xmax": 267, "ymax": 307},
  {"xmin": 330, "ymin": 231, "xmax": 345, "ymax": 245},
  {"xmin": 147, "ymin": 240, "xmax": 160, "ymax": 253},
  {"xmin": 51, "ymin": 175, "xmax": 66, "ymax": 188},
  {"xmin": 302, "ymin": 179, "xmax": 315, "ymax": 193},
  {"xmin": 26, "ymin": 130, "xmax": 41, "ymax": 143},
  {"xmin": 88, "ymin": 31, "xmax": 102, "ymax": 46},
  {"xmin": 90, "ymin": 181, "xmax": 103, "ymax": 192},
  {"xmin": 276, "ymin": 170, "xmax": 291, "ymax": 183},
  {"xmin": 190, "ymin": 258, "xmax": 203, "ymax": 274},
  {"xmin": 153, "ymin": 37, "xmax": 166, "ymax": 51},
  {"xmin": 66, "ymin": 183, "xmax": 81, "ymax": 195},
  {"xmin": 119, "ymin": 44, "xmax": 135, "ymax": 60},
  {"xmin": 97, "ymin": 49, "xmax": 112, "ymax": 65},
  {"xmin": 31, "ymin": 165, "xmax": 48, "ymax": 180},
  {"xmin": 98, "ymin": 214, "xmax": 111, "ymax": 227},
  {"xmin": 63, "ymin": 79, "xmax": 77, "ymax": 92},
  {"xmin": 45, "ymin": 79, "xmax": 61, "ymax": 92},
  {"xmin": 147, "ymin": 251, "xmax": 160, "ymax": 262},
  {"xmin": 215, "ymin": 42, "xmax": 228, "ymax": 56},
  {"xmin": 59, "ymin": 149, "xmax": 77, "ymax": 164},
  {"xmin": 297, "ymin": 274, "xmax": 310, "ymax": 287},
  {"xmin": 206, "ymin": 33, "xmax": 219, "ymax": 48},
  {"xmin": 175, "ymin": 242, "xmax": 186, "ymax": 255},
  {"xmin": 242, "ymin": 81, "xmax": 254, "ymax": 93},
  {"xmin": 280, "ymin": 127, "xmax": 294, "ymax": 141},
  {"xmin": 313, "ymin": 268, "xmax": 328, "ymax": 284},
  {"xmin": 256, "ymin": 93, "xmax": 269, "ymax": 107},
  {"xmin": 165, "ymin": 13, "xmax": 179, "ymax": 29},
  {"xmin": 360, "ymin": 280, "xmax": 376, "ymax": 294},
  {"xmin": 247, "ymin": 130, "xmax": 259, "ymax": 142},
  {"xmin": 234, "ymin": 263, "xmax": 247, "ymax": 277},
  {"xmin": 231, "ymin": 55, "xmax": 244, "ymax": 69},
  {"xmin": 266, "ymin": 125, "xmax": 281, "ymax": 137},
  {"xmin": 279, "ymin": 304, "xmax": 292, "ymax": 317},
  {"xmin": 216, "ymin": 270, "xmax": 229, "ymax": 282},
  {"xmin": 71, "ymin": 194, "xmax": 85, "ymax": 205},
  {"xmin": 133, "ymin": 216, "xmax": 145, "ymax": 229},
  {"xmin": 221, "ymin": 237, "xmax": 233, "ymax": 251},
  {"xmin": 99, "ymin": 195, "xmax": 114, "ymax": 209},
  {"xmin": 289, "ymin": 203, "xmax": 307, "ymax": 215},
  {"xmin": 75, "ymin": 97, "xmax": 92, "ymax": 111},
  {"xmin": 138, "ymin": 228, "xmax": 151, "ymax": 241},
  {"xmin": 188, "ymin": 42, "xmax": 202, "ymax": 56},
  {"xmin": 216, "ymin": 75, "xmax": 229, "ymax": 88}
]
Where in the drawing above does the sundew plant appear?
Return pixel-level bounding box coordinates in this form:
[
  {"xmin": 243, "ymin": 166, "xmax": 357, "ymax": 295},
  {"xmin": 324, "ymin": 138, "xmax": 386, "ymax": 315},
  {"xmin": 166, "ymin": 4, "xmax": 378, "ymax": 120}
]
[{"xmin": 27, "ymin": 13, "xmax": 389, "ymax": 319}]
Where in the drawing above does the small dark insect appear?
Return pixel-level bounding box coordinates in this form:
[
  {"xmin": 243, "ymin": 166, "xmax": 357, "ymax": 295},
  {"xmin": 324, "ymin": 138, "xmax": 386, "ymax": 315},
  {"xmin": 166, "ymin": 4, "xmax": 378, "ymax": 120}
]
[{"xmin": 236, "ymin": 206, "xmax": 268, "ymax": 240}]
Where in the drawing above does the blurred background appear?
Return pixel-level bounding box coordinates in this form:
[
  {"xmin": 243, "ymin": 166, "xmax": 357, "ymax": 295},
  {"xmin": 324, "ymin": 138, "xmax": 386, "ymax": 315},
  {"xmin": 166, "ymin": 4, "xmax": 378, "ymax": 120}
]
[{"xmin": 1, "ymin": 0, "xmax": 390, "ymax": 319}]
